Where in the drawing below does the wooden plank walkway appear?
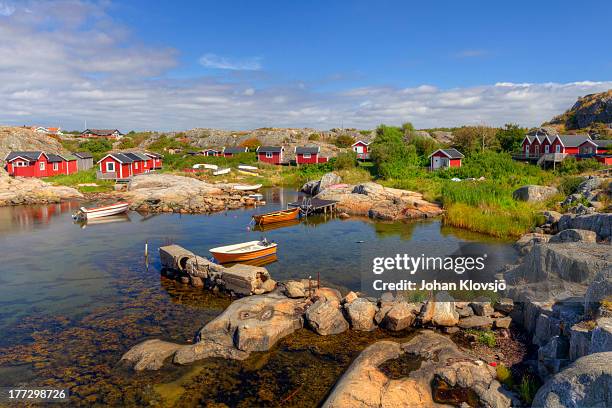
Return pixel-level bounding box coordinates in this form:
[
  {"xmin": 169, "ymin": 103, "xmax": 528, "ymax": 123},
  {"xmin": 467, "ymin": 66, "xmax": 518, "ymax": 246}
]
[{"xmin": 288, "ymin": 197, "xmax": 338, "ymax": 216}]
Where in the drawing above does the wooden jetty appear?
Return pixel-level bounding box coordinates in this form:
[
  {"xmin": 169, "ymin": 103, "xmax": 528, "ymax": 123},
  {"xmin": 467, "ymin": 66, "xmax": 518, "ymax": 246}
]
[{"xmin": 288, "ymin": 197, "xmax": 338, "ymax": 216}]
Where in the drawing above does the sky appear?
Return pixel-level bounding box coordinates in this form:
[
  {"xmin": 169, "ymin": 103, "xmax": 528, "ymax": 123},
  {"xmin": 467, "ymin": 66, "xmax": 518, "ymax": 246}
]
[{"xmin": 1, "ymin": 0, "xmax": 611, "ymax": 131}]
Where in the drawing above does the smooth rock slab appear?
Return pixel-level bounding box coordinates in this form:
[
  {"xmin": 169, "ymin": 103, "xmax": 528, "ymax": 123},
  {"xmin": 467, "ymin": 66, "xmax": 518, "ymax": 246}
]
[
  {"xmin": 458, "ymin": 316, "xmax": 494, "ymax": 329},
  {"xmin": 591, "ymin": 317, "xmax": 612, "ymax": 353},
  {"xmin": 121, "ymin": 340, "xmax": 183, "ymax": 371},
  {"xmin": 549, "ymin": 229, "xmax": 597, "ymax": 244}
]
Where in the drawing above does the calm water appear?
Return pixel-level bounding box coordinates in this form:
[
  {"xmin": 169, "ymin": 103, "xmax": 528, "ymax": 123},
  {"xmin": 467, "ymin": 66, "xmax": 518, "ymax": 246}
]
[{"xmin": 0, "ymin": 188, "xmax": 517, "ymax": 406}]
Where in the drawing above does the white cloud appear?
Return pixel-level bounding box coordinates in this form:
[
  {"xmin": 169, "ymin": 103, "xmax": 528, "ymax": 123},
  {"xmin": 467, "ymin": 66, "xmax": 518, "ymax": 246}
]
[
  {"xmin": 0, "ymin": 1, "xmax": 610, "ymax": 131},
  {"xmin": 199, "ymin": 53, "xmax": 262, "ymax": 71},
  {"xmin": 0, "ymin": 1, "xmax": 15, "ymax": 16},
  {"xmin": 455, "ymin": 49, "xmax": 488, "ymax": 58}
]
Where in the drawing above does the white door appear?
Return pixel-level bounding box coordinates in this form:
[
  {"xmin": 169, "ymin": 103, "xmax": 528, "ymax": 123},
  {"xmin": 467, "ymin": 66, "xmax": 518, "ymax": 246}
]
[{"xmin": 432, "ymin": 156, "xmax": 442, "ymax": 169}]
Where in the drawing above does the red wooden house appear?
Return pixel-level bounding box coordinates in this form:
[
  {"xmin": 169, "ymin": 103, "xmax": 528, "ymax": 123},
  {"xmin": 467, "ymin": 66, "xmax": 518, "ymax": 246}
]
[
  {"xmin": 578, "ymin": 139, "xmax": 612, "ymax": 165},
  {"xmin": 256, "ymin": 146, "xmax": 284, "ymax": 164},
  {"xmin": 4, "ymin": 151, "xmax": 78, "ymax": 177},
  {"xmin": 81, "ymin": 129, "xmax": 124, "ymax": 140},
  {"xmin": 428, "ymin": 148, "xmax": 464, "ymax": 170},
  {"xmin": 144, "ymin": 152, "xmax": 163, "ymax": 169},
  {"xmin": 351, "ymin": 140, "xmax": 370, "ymax": 160},
  {"xmin": 223, "ymin": 146, "xmax": 248, "ymax": 157},
  {"xmin": 295, "ymin": 146, "xmax": 328, "ymax": 164}
]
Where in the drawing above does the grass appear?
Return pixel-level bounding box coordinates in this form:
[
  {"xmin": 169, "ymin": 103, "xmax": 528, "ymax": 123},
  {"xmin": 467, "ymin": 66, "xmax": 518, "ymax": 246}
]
[
  {"xmin": 518, "ymin": 375, "xmax": 539, "ymax": 405},
  {"xmin": 44, "ymin": 169, "xmax": 114, "ymax": 193},
  {"xmin": 466, "ymin": 329, "xmax": 496, "ymax": 347}
]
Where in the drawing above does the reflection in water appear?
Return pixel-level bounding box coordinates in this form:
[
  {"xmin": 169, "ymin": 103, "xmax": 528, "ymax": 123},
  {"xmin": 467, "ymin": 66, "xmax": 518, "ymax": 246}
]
[
  {"xmin": 251, "ymin": 219, "xmax": 300, "ymax": 232},
  {"xmin": 221, "ymin": 253, "xmax": 278, "ymax": 268},
  {"xmin": 76, "ymin": 213, "xmax": 131, "ymax": 229},
  {"xmin": 0, "ymin": 188, "xmax": 518, "ymax": 406}
]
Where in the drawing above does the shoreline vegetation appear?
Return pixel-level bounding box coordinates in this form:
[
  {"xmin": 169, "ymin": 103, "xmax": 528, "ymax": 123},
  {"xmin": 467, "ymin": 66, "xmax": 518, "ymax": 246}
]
[{"xmin": 44, "ymin": 123, "xmax": 608, "ymax": 238}]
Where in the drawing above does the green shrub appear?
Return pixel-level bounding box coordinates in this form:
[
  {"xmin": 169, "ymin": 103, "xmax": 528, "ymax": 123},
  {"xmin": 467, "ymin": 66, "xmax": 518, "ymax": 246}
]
[
  {"xmin": 496, "ymin": 364, "xmax": 513, "ymax": 386},
  {"xmin": 331, "ymin": 151, "xmax": 358, "ymax": 170},
  {"xmin": 558, "ymin": 176, "xmax": 584, "ymax": 195},
  {"xmin": 334, "ymin": 134, "xmax": 355, "ymax": 148},
  {"xmin": 308, "ymin": 133, "xmax": 320, "ymax": 141},
  {"xmin": 467, "ymin": 329, "xmax": 496, "ymax": 347},
  {"xmin": 556, "ymin": 157, "xmax": 603, "ymax": 175},
  {"xmin": 518, "ymin": 375, "xmax": 539, "ymax": 404}
]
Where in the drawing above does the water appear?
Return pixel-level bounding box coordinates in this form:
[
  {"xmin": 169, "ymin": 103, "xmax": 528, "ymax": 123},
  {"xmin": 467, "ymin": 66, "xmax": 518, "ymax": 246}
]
[{"xmin": 0, "ymin": 188, "xmax": 517, "ymax": 406}]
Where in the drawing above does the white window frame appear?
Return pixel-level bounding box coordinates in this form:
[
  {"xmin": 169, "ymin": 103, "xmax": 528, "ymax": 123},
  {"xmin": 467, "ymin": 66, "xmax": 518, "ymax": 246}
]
[
  {"xmin": 302, "ymin": 153, "xmax": 311, "ymax": 159},
  {"xmin": 544, "ymin": 145, "xmax": 549, "ymax": 154},
  {"xmin": 354, "ymin": 145, "xmax": 364, "ymax": 153},
  {"xmin": 14, "ymin": 161, "xmax": 27, "ymax": 167},
  {"xmin": 555, "ymin": 145, "xmax": 561, "ymax": 153},
  {"xmin": 106, "ymin": 161, "xmax": 115, "ymax": 172},
  {"xmin": 265, "ymin": 152, "xmax": 273, "ymax": 158},
  {"xmin": 135, "ymin": 162, "xmax": 139, "ymax": 169},
  {"xmin": 39, "ymin": 161, "xmax": 45, "ymax": 171},
  {"xmin": 53, "ymin": 162, "xmax": 59, "ymax": 171}
]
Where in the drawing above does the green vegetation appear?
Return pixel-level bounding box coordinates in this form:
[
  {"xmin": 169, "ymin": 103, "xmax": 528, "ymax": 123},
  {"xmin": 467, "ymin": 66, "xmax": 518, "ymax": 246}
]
[
  {"xmin": 148, "ymin": 134, "xmax": 196, "ymax": 153},
  {"xmin": 44, "ymin": 169, "xmax": 114, "ymax": 193},
  {"xmin": 496, "ymin": 364, "xmax": 513, "ymax": 387},
  {"xmin": 239, "ymin": 137, "xmax": 261, "ymax": 151},
  {"xmin": 308, "ymin": 133, "xmax": 321, "ymax": 141},
  {"xmin": 518, "ymin": 375, "xmax": 539, "ymax": 405},
  {"xmin": 333, "ymin": 134, "xmax": 355, "ymax": 148},
  {"xmin": 466, "ymin": 329, "xmax": 496, "ymax": 347},
  {"xmin": 555, "ymin": 157, "xmax": 603, "ymax": 175},
  {"xmin": 496, "ymin": 123, "xmax": 527, "ymax": 152}
]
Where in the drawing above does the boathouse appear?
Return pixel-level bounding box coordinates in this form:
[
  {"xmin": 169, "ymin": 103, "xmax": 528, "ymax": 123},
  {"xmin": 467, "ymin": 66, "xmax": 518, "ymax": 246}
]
[
  {"xmin": 4, "ymin": 151, "xmax": 79, "ymax": 177},
  {"xmin": 81, "ymin": 129, "xmax": 124, "ymax": 140},
  {"xmin": 295, "ymin": 146, "xmax": 328, "ymax": 164},
  {"xmin": 223, "ymin": 146, "xmax": 248, "ymax": 157},
  {"xmin": 351, "ymin": 140, "xmax": 370, "ymax": 160},
  {"xmin": 428, "ymin": 148, "xmax": 464, "ymax": 170},
  {"xmin": 72, "ymin": 152, "xmax": 94, "ymax": 171},
  {"xmin": 256, "ymin": 146, "xmax": 284, "ymax": 164},
  {"xmin": 124, "ymin": 152, "xmax": 153, "ymax": 175},
  {"xmin": 144, "ymin": 152, "xmax": 163, "ymax": 169}
]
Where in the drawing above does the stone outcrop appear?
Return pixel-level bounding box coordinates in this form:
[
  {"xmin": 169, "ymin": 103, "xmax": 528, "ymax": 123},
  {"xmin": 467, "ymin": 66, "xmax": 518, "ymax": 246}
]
[
  {"xmin": 0, "ymin": 126, "xmax": 65, "ymax": 159},
  {"xmin": 122, "ymin": 293, "xmax": 307, "ymax": 370},
  {"xmin": 532, "ymin": 352, "xmax": 612, "ymax": 408},
  {"xmin": 323, "ymin": 331, "xmax": 514, "ymax": 408},
  {"xmin": 515, "ymin": 233, "xmax": 551, "ymax": 254},
  {"xmin": 316, "ymin": 181, "xmax": 443, "ymax": 220},
  {"xmin": 512, "ymin": 185, "xmax": 558, "ymax": 202},
  {"xmin": 558, "ymin": 213, "xmax": 612, "ymax": 241},
  {"xmin": 125, "ymin": 173, "xmax": 252, "ymax": 214},
  {"xmin": 549, "ymin": 228, "xmax": 597, "ymax": 243},
  {"xmin": 0, "ymin": 167, "xmax": 83, "ymax": 206},
  {"xmin": 545, "ymin": 89, "xmax": 612, "ymax": 130}
]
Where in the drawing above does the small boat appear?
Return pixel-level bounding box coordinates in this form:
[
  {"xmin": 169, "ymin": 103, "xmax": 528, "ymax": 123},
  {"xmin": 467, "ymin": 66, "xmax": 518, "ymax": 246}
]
[
  {"xmin": 238, "ymin": 164, "xmax": 258, "ymax": 171},
  {"xmin": 252, "ymin": 207, "xmax": 300, "ymax": 225},
  {"xmin": 73, "ymin": 202, "xmax": 129, "ymax": 220},
  {"xmin": 249, "ymin": 193, "xmax": 264, "ymax": 201},
  {"xmin": 233, "ymin": 184, "xmax": 262, "ymax": 191},
  {"xmin": 238, "ymin": 169, "xmax": 260, "ymax": 176},
  {"xmin": 209, "ymin": 239, "xmax": 277, "ymax": 264},
  {"xmin": 213, "ymin": 168, "xmax": 231, "ymax": 176},
  {"xmin": 193, "ymin": 163, "xmax": 218, "ymax": 170}
]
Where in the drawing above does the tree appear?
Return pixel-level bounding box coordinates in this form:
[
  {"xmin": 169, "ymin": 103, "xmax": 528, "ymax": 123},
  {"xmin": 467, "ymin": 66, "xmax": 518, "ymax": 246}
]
[
  {"xmin": 452, "ymin": 126, "xmax": 498, "ymax": 154},
  {"xmin": 370, "ymin": 125, "xmax": 420, "ymax": 178},
  {"xmin": 496, "ymin": 123, "xmax": 526, "ymax": 152},
  {"xmin": 334, "ymin": 134, "xmax": 355, "ymax": 148},
  {"xmin": 240, "ymin": 137, "xmax": 261, "ymax": 151}
]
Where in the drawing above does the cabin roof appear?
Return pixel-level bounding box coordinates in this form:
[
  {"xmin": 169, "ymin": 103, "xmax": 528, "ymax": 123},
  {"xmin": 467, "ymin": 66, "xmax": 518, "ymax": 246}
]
[
  {"xmin": 590, "ymin": 139, "xmax": 612, "ymax": 147},
  {"xmin": 257, "ymin": 146, "xmax": 283, "ymax": 153},
  {"xmin": 72, "ymin": 152, "xmax": 93, "ymax": 159},
  {"xmin": 223, "ymin": 146, "xmax": 248, "ymax": 154},
  {"xmin": 60, "ymin": 154, "xmax": 78, "ymax": 161},
  {"xmin": 144, "ymin": 152, "xmax": 162, "ymax": 158},
  {"xmin": 46, "ymin": 153, "xmax": 65, "ymax": 163},
  {"xmin": 352, "ymin": 140, "xmax": 370, "ymax": 146},
  {"xmin": 556, "ymin": 134, "xmax": 591, "ymax": 147},
  {"xmin": 82, "ymin": 128, "xmax": 122, "ymax": 136},
  {"xmin": 295, "ymin": 146, "xmax": 320, "ymax": 154},
  {"xmin": 5, "ymin": 151, "xmax": 44, "ymax": 162},
  {"xmin": 105, "ymin": 153, "xmax": 134, "ymax": 163},
  {"xmin": 124, "ymin": 152, "xmax": 151, "ymax": 162},
  {"xmin": 428, "ymin": 148, "xmax": 464, "ymax": 159}
]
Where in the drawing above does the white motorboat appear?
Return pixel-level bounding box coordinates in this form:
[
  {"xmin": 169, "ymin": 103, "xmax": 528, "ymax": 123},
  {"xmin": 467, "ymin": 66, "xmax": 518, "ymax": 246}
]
[
  {"xmin": 233, "ymin": 184, "xmax": 262, "ymax": 191},
  {"xmin": 238, "ymin": 164, "xmax": 258, "ymax": 171},
  {"xmin": 213, "ymin": 168, "xmax": 231, "ymax": 176},
  {"xmin": 73, "ymin": 202, "xmax": 129, "ymax": 220},
  {"xmin": 193, "ymin": 163, "xmax": 219, "ymax": 170}
]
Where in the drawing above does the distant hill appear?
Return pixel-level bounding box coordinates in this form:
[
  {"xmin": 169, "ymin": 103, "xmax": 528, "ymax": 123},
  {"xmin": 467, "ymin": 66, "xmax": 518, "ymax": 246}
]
[
  {"xmin": 544, "ymin": 90, "xmax": 612, "ymax": 136},
  {"xmin": 0, "ymin": 127, "xmax": 65, "ymax": 160}
]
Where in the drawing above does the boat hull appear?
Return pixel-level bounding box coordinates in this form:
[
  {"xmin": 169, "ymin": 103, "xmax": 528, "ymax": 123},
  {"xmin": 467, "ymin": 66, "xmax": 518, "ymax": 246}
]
[
  {"xmin": 252, "ymin": 208, "xmax": 299, "ymax": 225},
  {"xmin": 210, "ymin": 241, "xmax": 278, "ymax": 264},
  {"xmin": 234, "ymin": 184, "xmax": 262, "ymax": 191},
  {"xmin": 76, "ymin": 203, "xmax": 129, "ymax": 220}
]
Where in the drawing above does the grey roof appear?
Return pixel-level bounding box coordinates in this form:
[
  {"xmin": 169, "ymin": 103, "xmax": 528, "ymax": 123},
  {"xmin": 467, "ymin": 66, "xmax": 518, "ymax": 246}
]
[
  {"xmin": 144, "ymin": 152, "xmax": 162, "ymax": 158},
  {"xmin": 295, "ymin": 146, "xmax": 320, "ymax": 155},
  {"xmin": 526, "ymin": 135, "xmax": 553, "ymax": 144},
  {"xmin": 592, "ymin": 139, "xmax": 612, "ymax": 147},
  {"xmin": 557, "ymin": 135, "xmax": 591, "ymax": 147},
  {"xmin": 5, "ymin": 151, "xmax": 43, "ymax": 161},
  {"xmin": 109, "ymin": 153, "xmax": 134, "ymax": 163},
  {"xmin": 257, "ymin": 146, "xmax": 283, "ymax": 153},
  {"xmin": 223, "ymin": 146, "xmax": 248, "ymax": 154},
  {"xmin": 436, "ymin": 148, "xmax": 464, "ymax": 159},
  {"xmin": 46, "ymin": 153, "xmax": 64, "ymax": 163},
  {"xmin": 124, "ymin": 152, "xmax": 151, "ymax": 161},
  {"xmin": 73, "ymin": 152, "xmax": 93, "ymax": 159},
  {"xmin": 82, "ymin": 128, "xmax": 122, "ymax": 136}
]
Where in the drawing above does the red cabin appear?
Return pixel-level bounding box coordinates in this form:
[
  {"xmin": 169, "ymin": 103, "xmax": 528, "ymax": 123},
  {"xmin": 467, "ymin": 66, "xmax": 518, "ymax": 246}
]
[
  {"xmin": 428, "ymin": 148, "xmax": 464, "ymax": 170},
  {"xmin": 81, "ymin": 128, "xmax": 124, "ymax": 140},
  {"xmin": 295, "ymin": 146, "xmax": 328, "ymax": 164},
  {"xmin": 4, "ymin": 151, "xmax": 78, "ymax": 177},
  {"xmin": 256, "ymin": 146, "xmax": 284, "ymax": 164},
  {"xmin": 351, "ymin": 140, "xmax": 370, "ymax": 160},
  {"xmin": 144, "ymin": 152, "xmax": 163, "ymax": 169},
  {"xmin": 223, "ymin": 146, "xmax": 248, "ymax": 157}
]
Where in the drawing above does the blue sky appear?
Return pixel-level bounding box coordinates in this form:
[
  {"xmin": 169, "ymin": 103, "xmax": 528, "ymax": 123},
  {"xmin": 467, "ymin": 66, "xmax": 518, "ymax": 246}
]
[{"xmin": 0, "ymin": 0, "xmax": 611, "ymax": 130}]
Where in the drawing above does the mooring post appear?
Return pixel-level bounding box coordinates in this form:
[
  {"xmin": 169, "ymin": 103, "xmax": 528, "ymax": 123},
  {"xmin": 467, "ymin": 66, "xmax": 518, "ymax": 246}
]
[
  {"xmin": 144, "ymin": 241, "xmax": 149, "ymax": 258},
  {"xmin": 308, "ymin": 275, "xmax": 312, "ymax": 297},
  {"xmin": 317, "ymin": 271, "xmax": 320, "ymax": 289}
]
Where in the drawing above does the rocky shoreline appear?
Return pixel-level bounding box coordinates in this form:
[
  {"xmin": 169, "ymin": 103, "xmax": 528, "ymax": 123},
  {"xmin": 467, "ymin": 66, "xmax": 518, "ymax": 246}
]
[{"xmin": 0, "ymin": 168, "xmax": 82, "ymax": 206}]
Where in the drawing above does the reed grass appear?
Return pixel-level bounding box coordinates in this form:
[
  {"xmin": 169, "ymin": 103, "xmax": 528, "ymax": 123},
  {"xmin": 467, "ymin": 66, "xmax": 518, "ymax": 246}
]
[{"xmin": 44, "ymin": 169, "xmax": 114, "ymax": 193}]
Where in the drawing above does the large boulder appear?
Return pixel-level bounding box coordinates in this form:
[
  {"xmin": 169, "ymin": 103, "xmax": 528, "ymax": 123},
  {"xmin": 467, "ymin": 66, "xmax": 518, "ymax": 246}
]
[
  {"xmin": 584, "ymin": 267, "xmax": 612, "ymax": 315},
  {"xmin": 591, "ymin": 317, "xmax": 612, "ymax": 353},
  {"xmin": 420, "ymin": 293, "xmax": 460, "ymax": 327},
  {"xmin": 345, "ymin": 298, "xmax": 378, "ymax": 331},
  {"xmin": 549, "ymin": 229, "xmax": 597, "ymax": 244},
  {"xmin": 512, "ymin": 185, "xmax": 558, "ymax": 202},
  {"xmin": 301, "ymin": 172, "xmax": 342, "ymax": 195},
  {"xmin": 323, "ymin": 331, "xmax": 514, "ymax": 408},
  {"xmin": 305, "ymin": 299, "xmax": 349, "ymax": 336},
  {"xmin": 532, "ymin": 352, "xmax": 612, "ymax": 408},
  {"xmin": 558, "ymin": 213, "xmax": 612, "ymax": 241},
  {"xmin": 515, "ymin": 233, "xmax": 551, "ymax": 255}
]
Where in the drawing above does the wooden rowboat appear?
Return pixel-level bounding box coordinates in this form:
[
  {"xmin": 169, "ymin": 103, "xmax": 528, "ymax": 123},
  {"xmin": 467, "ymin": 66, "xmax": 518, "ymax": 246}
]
[
  {"xmin": 209, "ymin": 240, "xmax": 277, "ymax": 264},
  {"xmin": 73, "ymin": 202, "xmax": 129, "ymax": 220},
  {"xmin": 238, "ymin": 164, "xmax": 258, "ymax": 171},
  {"xmin": 213, "ymin": 168, "xmax": 230, "ymax": 176},
  {"xmin": 252, "ymin": 207, "xmax": 299, "ymax": 225},
  {"xmin": 238, "ymin": 169, "xmax": 260, "ymax": 176},
  {"xmin": 233, "ymin": 184, "xmax": 262, "ymax": 191}
]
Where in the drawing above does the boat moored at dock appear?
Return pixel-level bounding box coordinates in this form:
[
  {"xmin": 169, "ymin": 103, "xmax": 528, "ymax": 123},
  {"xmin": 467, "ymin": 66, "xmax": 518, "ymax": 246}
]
[
  {"xmin": 252, "ymin": 207, "xmax": 300, "ymax": 225},
  {"xmin": 73, "ymin": 202, "xmax": 129, "ymax": 220},
  {"xmin": 209, "ymin": 239, "xmax": 278, "ymax": 264}
]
